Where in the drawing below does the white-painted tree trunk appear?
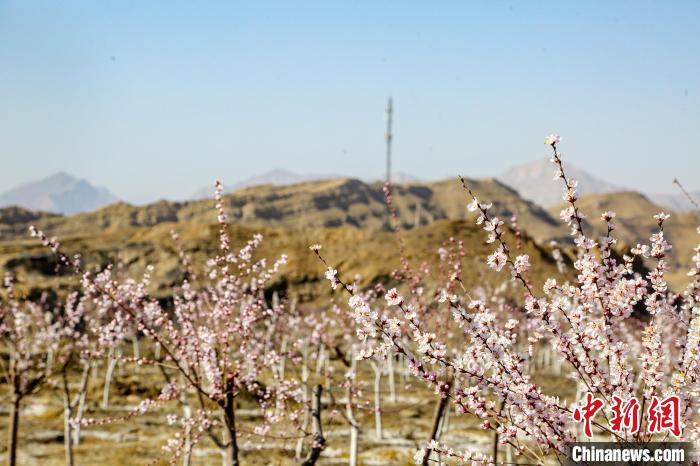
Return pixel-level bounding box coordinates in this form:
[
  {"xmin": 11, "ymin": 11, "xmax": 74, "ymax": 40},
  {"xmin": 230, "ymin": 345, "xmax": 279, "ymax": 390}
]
[
  {"xmin": 347, "ymin": 391, "xmax": 359, "ymax": 466},
  {"xmin": 370, "ymin": 361, "xmax": 383, "ymax": 440},
  {"xmin": 553, "ymin": 348, "xmax": 562, "ymax": 375},
  {"xmin": 387, "ymin": 355, "xmax": 397, "ymax": 403},
  {"xmin": 347, "ymin": 347, "xmax": 359, "ymax": 466},
  {"xmin": 63, "ymin": 403, "xmax": 74, "ymax": 466},
  {"xmin": 315, "ymin": 344, "xmax": 325, "ymax": 376},
  {"xmin": 296, "ymin": 344, "xmax": 311, "ymax": 459},
  {"xmin": 279, "ymin": 336, "xmax": 288, "ymax": 380},
  {"xmin": 181, "ymin": 391, "xmax": 193, "ymax": 466},
  {"xmin": 102, "ymin": 347, "xmax": 120, "ymax": 409},
  {"xmin": 62, "ymin": 362, "xmax": 91, "ymax": 465},
  {"xmin": 132, "ymin": 333, "xmax": 140, "ymax": 359},
  {"xmin": 72, "ymin": 363, "xmax": 92, "ymax": 446}
]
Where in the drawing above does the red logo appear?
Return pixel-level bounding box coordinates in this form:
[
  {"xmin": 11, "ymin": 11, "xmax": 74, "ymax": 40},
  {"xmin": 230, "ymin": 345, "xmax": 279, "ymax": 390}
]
[
  {"xmin": 610, "ymin": 396, "xmax": 640, "ymax": 434},
  {"xmin": 647, "ymin": 395, "xmax": 681, "ymax": 437},
  {"xmin": 573, "ymin": 392, "xmax": 604, "ymax": 438},
  {"xmin": 573, "ymin": 393, "xmax": 681, "ymax": 438}
]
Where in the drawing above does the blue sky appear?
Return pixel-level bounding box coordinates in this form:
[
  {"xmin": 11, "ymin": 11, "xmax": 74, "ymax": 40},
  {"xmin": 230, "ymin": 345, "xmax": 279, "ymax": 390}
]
[{"xmin": 1, "ymin": 1, "xmax": 698, "ymax": 202}]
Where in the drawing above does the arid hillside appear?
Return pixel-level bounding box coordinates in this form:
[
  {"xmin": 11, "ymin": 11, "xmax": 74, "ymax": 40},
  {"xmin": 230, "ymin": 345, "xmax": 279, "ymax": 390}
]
[
  {"xmin": 0, "ymin": 177, "xmax": 563, "ymax": 239},
  {"xmin": 1, "ymin": 176, "xmax": 697, "ymax": 298}
]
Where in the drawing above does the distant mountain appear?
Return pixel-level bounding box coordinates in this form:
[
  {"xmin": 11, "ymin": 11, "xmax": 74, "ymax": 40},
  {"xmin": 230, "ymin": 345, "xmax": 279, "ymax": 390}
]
[
  {"xmin": 0, "ymin": 172, "xmax": 119, "ymax": 215},
  {"xmin": 191, "ymin": 169, "xmax": 341, "ymax": 199},
  {"xmin": 650, "ymin": 192, "xmax": 700, "ymax": 212},
  {"xmin": 498, "ymin": 159, "xmax": 623, "ymax": 208}
]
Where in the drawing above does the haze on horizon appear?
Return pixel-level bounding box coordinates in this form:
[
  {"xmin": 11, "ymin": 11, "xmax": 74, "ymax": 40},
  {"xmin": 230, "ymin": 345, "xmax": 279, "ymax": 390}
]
[{"xmin": 1, "ymin": 1, "xmax": 699, "ymax": 203}]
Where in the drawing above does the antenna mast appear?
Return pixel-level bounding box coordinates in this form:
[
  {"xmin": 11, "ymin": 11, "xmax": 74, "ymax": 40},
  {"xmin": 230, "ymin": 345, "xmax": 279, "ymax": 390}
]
[{"xmin": 385, "ymin": 97, "xmax": 393, "ymax": 183}]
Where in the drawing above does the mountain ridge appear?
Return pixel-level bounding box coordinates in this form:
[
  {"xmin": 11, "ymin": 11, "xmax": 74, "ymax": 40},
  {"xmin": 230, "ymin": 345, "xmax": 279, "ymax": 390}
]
[
  {"xmin": 2, "ymin": 176, "xmax": 698, "ymax": 295},
  {"xmin": 190, "ymin": 169, "xmax": 421, "ymax": 199},
  {"xmin": 0, "ymin": 176, "xmax": 564, "ymax": 243},
  {"xmin": 0, "ymin": 172, "xmax": 119, "ymax": 215}
]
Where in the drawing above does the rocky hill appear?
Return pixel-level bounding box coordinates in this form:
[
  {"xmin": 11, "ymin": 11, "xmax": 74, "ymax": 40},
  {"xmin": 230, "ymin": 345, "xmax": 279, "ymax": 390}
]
[
  {"xmin": 2, "ymin": 176, "xmax": 697, "ymax": 301},
  {"xmin": 0, "ymin": 176, "xmax": 571, "ymax": 303},
  {"xmin": 0, "ymin": 177, "xmax": 564, "ymax": 242}
]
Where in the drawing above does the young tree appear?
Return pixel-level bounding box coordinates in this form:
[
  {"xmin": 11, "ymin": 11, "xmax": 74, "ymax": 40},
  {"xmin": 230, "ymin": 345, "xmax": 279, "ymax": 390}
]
[
  {"xmin": 29, "ymin": 181, "xmax": 325, "ymax": 466},
  {"xmin": 0, "ymin": 277, "xmax": 85, "ymax": 466},
  {"xmin": 314, "ymin": 135, "xmax": 700, "ymax": 464}
]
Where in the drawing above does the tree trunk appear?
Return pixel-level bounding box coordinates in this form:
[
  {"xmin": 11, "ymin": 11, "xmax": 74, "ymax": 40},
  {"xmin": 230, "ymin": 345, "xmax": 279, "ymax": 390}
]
[
  {"xmin": 61, "ymin": 366, "xmax": 76, "ymax": 466},
  {"xmin": 492, "ymin": 423, "xmax": 500, "ymax": 463},
  {"xmin": 63, "ymin": 403, "xmax": 74, "ymax": 466},
  {"xmin": 439, "ymin": 399, "xmax": 450, "ymax": 435},
  {"xmin": 8, "ymin": 393, "xmax": 21, "ymax": 466},
  {"xmin": 181, "ymin": 392, "xmax": 193, "ymax": 466},
  {"xmin": 221, "ymin": 376, "xmax": 240, "ymax": 466},
  {"xmin": 346, "ymin": 348, "xmax": 359, "ymax": 466},
  {"xmin": 387, "ymin": 355, "xmax": 397, "ymax": 403},
  {"xmin": 421, "ymin": 376, "xmax": 452, "ymax": 466},
  {"xmin": 506, "ymin": 443, "xmax": 514, "ymax": 465},
  {"xmin": 346, "ymin": 386, "xmax": 359, "ymax": 466},
  {"xmin": 102, "ymin": 347, "xmax": 119, "ymax": 409},
  {"xmin": 132, "ymin": 333, "xmax": 140, "ymax": 359},
  {"xmin": 73, "ymin": 363, "xmax": 92, "ymax": 446},
  {"xmin": 279, "ymin": 336, "xmax": 288, "ymax": 380},
  {"xmin": 296, "ymin": 344, "xmax": 310, "ymax": 459},
  {"xmin": 371, "ymin": 362, "xmax": 383, "ymax": 439},
  {"xmin": 315, "ymin": 344, "xmax": 325, "ymax": 376},
  {"xmin": 492, "ymin": 400, "xmax": 505, "ymax": 464},
  {"xmin": 46, "ymin": 348, "xmax": 54, "ymax": 378},
  {"xmin": 301, "ymin": 385, "xmax": 325, "ymax": 466},
  {"xmin": 553, "ymin": 348, "xmax": 562, "ymax": 375}
]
